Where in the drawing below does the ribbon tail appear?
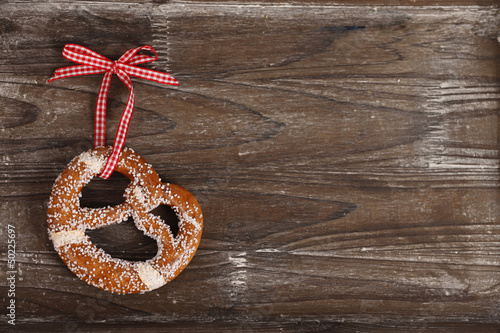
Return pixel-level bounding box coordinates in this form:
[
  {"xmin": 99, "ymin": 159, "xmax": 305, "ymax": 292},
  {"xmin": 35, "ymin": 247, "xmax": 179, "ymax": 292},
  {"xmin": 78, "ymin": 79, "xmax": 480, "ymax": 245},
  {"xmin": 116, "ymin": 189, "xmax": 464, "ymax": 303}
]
[
  {"xmin": 94, "ymin": 71, "xmax": 113, "ymax": 148},
  {"xmin": 98, "ymin": 71, "xmax": 135, "ymax": 179}
]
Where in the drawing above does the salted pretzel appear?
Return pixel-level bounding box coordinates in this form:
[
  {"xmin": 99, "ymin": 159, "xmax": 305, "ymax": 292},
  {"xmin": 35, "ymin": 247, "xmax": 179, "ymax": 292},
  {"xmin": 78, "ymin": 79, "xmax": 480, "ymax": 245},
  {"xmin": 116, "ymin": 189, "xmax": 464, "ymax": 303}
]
[{"xmin": 47, "ymin": 147, "xmax": 203, "ymax": 294}]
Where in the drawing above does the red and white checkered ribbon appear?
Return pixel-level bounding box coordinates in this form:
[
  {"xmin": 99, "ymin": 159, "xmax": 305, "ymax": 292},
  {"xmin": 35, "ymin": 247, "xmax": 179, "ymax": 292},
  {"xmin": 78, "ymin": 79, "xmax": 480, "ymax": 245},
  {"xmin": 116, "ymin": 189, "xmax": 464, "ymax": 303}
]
[{"xmin": 48, "ymin": 44, "xmax": 179, "ymax": 179}]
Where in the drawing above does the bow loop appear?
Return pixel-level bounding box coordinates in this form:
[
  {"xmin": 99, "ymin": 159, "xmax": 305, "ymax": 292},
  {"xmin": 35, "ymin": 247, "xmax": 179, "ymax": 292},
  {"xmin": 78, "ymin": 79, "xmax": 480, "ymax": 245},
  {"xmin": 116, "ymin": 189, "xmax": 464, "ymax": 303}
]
[
  {"xmin": 117, "ymin": 45, "xmax": 156, "ymax": 64},
  {"xmin": 48, "ymin": 44, "xmax": 179, "ymax": 179},
  {"xmin": 62, "ymin": 44, "xmax": 113, "ymax": 70}
]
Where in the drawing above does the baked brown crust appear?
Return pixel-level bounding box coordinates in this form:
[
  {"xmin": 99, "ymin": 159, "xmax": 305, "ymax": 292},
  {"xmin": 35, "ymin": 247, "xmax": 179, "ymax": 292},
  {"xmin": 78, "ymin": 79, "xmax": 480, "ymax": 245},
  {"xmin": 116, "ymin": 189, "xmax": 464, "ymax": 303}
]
[{"xmin": 47, "ymin": 147, "xmax": 203, "ymax": 294}]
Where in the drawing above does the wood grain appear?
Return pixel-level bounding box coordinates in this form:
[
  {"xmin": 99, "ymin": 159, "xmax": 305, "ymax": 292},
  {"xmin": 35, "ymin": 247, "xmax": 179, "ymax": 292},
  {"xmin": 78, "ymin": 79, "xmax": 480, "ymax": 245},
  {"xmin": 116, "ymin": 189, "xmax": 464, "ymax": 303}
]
[
  {"xmin": 1, "ymin": 1, "xmax": 499, "ymax": 331},
  {"xmin": 4, "ymin": 0, "xmax": 499, "ymax": 5}
]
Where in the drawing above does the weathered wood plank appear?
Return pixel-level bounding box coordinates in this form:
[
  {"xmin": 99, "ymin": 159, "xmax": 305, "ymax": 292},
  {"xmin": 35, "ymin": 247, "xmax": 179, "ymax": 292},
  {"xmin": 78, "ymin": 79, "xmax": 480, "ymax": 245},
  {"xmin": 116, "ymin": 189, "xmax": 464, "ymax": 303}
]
[
  {"xmin": 2, "ymin": 0, "xmax": 499, "ymax": 6},
  {"xmin": 0, "ymin": 1, "xmax": 499, "ymax": 331},
  {"xmin": 6, "ymin": 321, "xmax": 500, "ymax": 333}
]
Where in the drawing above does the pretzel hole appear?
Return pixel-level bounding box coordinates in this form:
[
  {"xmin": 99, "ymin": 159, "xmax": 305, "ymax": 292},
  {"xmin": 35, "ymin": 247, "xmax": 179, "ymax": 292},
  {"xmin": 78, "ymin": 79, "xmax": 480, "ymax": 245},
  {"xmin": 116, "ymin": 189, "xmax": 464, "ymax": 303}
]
[
  {"xmin": 150, "ymin": 205, "xmax": 179, "ymax": 238},
  {"xmin": 85, "ymin": 217, "xmax": 158, "ymax": 261},
  {"xmin": 80, "ymin": 172, "xmax": 130, "ymax": 208}
]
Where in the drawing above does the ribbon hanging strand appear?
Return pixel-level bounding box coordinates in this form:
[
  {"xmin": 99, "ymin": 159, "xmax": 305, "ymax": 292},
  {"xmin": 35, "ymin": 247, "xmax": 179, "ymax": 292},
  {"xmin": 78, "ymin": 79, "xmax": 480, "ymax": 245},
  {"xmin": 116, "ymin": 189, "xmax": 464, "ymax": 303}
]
[{"xmin": 48, "ymin": 44, "xmax": 179, "ymax": 179}]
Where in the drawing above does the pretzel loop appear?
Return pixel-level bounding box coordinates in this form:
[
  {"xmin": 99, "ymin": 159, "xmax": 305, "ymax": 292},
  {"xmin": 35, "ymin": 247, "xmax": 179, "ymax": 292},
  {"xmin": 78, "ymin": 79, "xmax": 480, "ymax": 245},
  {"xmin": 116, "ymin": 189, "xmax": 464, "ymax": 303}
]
[{"xmin": 47, "ymin": 147, "xmax": 203, "ymax": 294}]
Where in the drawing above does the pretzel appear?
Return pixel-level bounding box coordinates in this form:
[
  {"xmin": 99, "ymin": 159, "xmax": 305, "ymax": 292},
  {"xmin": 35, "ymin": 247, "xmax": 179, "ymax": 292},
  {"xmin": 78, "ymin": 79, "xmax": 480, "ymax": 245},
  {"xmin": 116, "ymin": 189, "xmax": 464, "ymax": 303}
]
[{"xmin": 47, "ymin": 147, "xmax": 203, "ymax": 294}]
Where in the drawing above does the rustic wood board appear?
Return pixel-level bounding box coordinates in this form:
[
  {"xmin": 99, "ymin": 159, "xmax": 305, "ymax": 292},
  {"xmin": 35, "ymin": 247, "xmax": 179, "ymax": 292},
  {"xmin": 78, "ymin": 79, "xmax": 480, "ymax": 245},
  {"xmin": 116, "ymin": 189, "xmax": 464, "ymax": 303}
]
[{"xmin": 1, "ymin": 1, "xmax": 499, "ymax": 331}]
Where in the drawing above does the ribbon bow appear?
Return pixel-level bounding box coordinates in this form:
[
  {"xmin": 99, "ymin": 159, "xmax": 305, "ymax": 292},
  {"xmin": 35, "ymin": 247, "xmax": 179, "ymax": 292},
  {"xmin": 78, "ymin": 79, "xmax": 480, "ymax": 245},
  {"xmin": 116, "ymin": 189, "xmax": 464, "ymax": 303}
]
[{"xmin": 48, "ymin": 44, "xmax": 179, "ymax": 179}]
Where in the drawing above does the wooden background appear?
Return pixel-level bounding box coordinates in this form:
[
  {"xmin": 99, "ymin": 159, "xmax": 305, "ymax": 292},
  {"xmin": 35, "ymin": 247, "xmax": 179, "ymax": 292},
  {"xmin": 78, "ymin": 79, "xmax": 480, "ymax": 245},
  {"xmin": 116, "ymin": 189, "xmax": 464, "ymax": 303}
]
[{"xmin": 1, "ymin": 0, "xmax": 499, "ymax": 331}]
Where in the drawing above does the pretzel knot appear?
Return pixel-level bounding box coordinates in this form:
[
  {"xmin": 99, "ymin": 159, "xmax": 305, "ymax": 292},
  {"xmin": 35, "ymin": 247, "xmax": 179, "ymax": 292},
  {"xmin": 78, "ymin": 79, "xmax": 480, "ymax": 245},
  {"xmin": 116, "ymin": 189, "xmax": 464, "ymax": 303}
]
[{"xmin": 47, "ymin": 147, "xmax": 203, "ymax": 294}]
